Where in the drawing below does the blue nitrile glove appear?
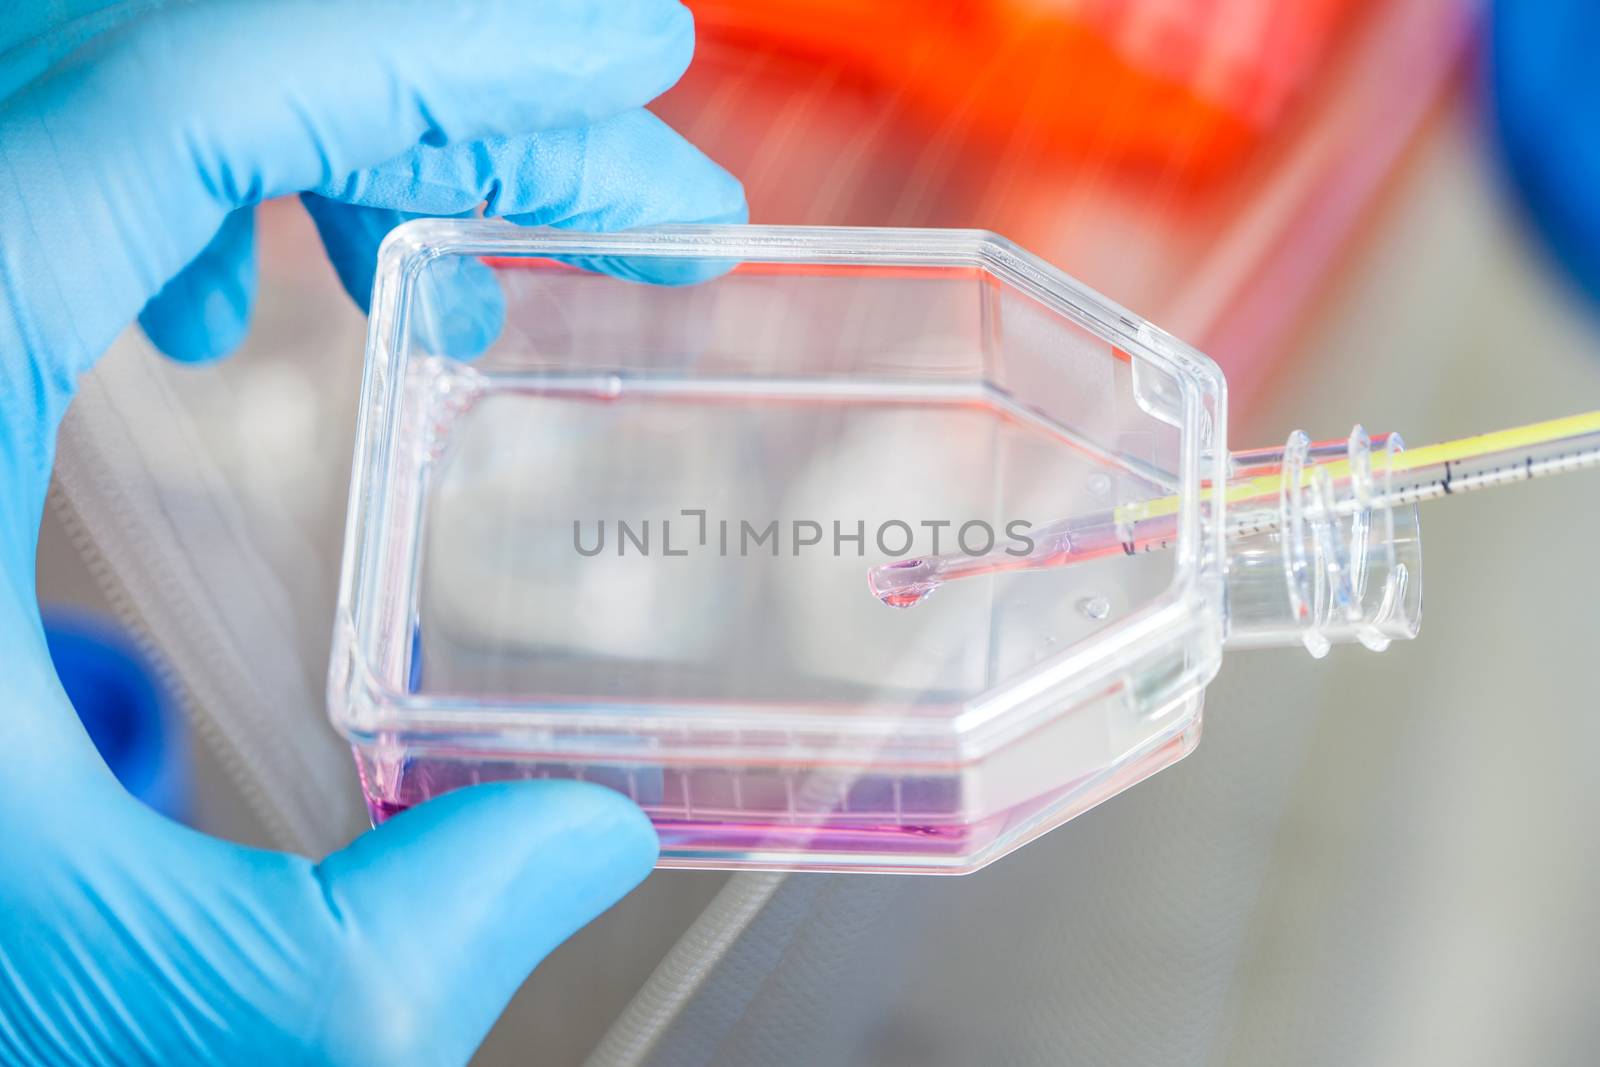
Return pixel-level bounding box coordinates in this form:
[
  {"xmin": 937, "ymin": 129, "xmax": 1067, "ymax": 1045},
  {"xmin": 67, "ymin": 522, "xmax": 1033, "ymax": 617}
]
[
  {"xmin": 0, "ymin": 3, "xmax": 744, "ymax": 1064},
  {"xmin": 1490, "ymin": 0, "xmax": 1600, "ymax": 308}
]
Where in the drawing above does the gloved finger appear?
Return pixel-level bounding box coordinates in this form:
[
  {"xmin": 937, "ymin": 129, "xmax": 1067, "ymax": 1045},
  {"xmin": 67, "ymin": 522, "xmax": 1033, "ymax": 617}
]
[
  {"xmin": 136, "ymin": 207, "xmax": 258, "ymax": 363},
  {"xmin": 307, "ymin": 107, "xmax": 747, "ymax": 299},
  {"xmin": 299, "ymin": 198, "xmax": 508, "ymax": 359},
  {"xmin": 313, "ymin": 779, "xmax": 658, "ymax": 1065},
  {"xmin": 3, "ymin": 0, "xmax": 698, "ymax": 378},
  {"xmin": 312, "ymin": 110, "xmax": 747, "ymax": 230},
  {"xmin": 298, "ymin": 201, "xmax": 414, "ymax": 318},
  {"xmin": 305, "ymin": 109, "xmax": 745, "ymax": 355}
]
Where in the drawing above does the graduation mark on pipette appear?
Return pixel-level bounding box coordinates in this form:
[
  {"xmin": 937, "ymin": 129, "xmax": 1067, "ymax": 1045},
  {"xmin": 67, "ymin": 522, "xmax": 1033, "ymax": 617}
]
[{"xmin": 869, "ymin": 409, "xmax": 1600, "ymax": 608}]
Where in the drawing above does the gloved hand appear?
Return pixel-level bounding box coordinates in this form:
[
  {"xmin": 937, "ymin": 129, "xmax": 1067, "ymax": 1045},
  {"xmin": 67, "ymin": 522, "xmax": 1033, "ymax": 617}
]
[{"xmin": 0, "ymin": 3, "xmax": 744, "ymax": 1064}]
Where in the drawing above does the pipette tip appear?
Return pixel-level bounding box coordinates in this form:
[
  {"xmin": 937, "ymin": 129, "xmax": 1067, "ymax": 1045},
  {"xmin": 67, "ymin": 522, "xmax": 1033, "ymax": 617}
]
[{"xmin": 868, "ymin": 557, "xmax": 941, "ymax": 609}]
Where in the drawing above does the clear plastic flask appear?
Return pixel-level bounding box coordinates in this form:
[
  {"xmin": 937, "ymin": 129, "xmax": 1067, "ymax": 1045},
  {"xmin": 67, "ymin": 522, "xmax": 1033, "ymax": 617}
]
[{"xmin": 329, "ymin": 222, "xmax": 1421, "ymax": 873}]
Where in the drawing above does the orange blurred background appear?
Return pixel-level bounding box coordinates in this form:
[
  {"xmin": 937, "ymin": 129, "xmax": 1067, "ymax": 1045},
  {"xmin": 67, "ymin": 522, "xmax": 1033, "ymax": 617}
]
[{"xmin": 654, "ymin": 0, "xmax": 1472, "ymax": 413}]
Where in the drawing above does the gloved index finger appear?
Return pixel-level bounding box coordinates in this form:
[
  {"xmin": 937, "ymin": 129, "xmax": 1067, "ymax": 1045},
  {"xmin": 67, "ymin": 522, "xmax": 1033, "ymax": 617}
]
[{"xmin": 302, "ymin": 108, "xmax": 747, "ymax": 356}]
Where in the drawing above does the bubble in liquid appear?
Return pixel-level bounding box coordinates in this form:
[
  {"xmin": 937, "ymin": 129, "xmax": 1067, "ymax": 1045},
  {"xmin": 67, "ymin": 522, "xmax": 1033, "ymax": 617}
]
[
  {"xmin": 1088, "ymin": 473, "xmax": 1112, "ymax": 496},
  {"xmin": 1077, "ymin": 595, "xmax": 1111, "ymax": 620}
]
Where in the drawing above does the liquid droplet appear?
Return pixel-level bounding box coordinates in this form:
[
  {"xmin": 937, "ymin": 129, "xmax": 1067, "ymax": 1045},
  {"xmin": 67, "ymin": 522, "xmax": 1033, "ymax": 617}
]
[
  {"xmin": 869, "ymin": 557, "xmax": 940, "ymax": 609},
  {"xmin": 880, "ymin": 587, "xmax": 937, "ymax": 609},
  {"xmin": 1077, "ymin": 595, "xmax": 1111, "ymax": 620},
  {"xmin": 1088, "ymin": 473, "xmax": 1112, "ymax": 496}
]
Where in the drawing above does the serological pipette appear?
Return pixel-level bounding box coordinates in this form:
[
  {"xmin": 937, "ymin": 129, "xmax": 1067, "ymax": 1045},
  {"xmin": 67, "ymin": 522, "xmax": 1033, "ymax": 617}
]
[{"xmin": 869, "ymin": 409, "xmax": 1600, "ymax": 610}]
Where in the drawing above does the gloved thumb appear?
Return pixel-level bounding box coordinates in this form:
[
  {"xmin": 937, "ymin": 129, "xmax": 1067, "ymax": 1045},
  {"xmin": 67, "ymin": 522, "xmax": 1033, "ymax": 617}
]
[{"xmin": 311, "ymin": 780, "xmax": 658, "ymax": 1064}]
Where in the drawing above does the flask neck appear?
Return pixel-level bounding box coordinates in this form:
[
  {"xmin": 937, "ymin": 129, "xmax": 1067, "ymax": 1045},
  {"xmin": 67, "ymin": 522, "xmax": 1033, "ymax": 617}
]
[{"xmin": 1220, "ymin": 427, "xmax": 1422, "ymax": 658}]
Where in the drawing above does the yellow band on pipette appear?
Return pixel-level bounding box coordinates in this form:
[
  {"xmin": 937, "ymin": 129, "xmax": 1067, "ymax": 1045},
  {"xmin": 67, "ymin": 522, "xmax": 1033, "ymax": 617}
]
[{"xmin": 1114, "ymin": 409, "xmax": 1600, "ymax": 526}]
